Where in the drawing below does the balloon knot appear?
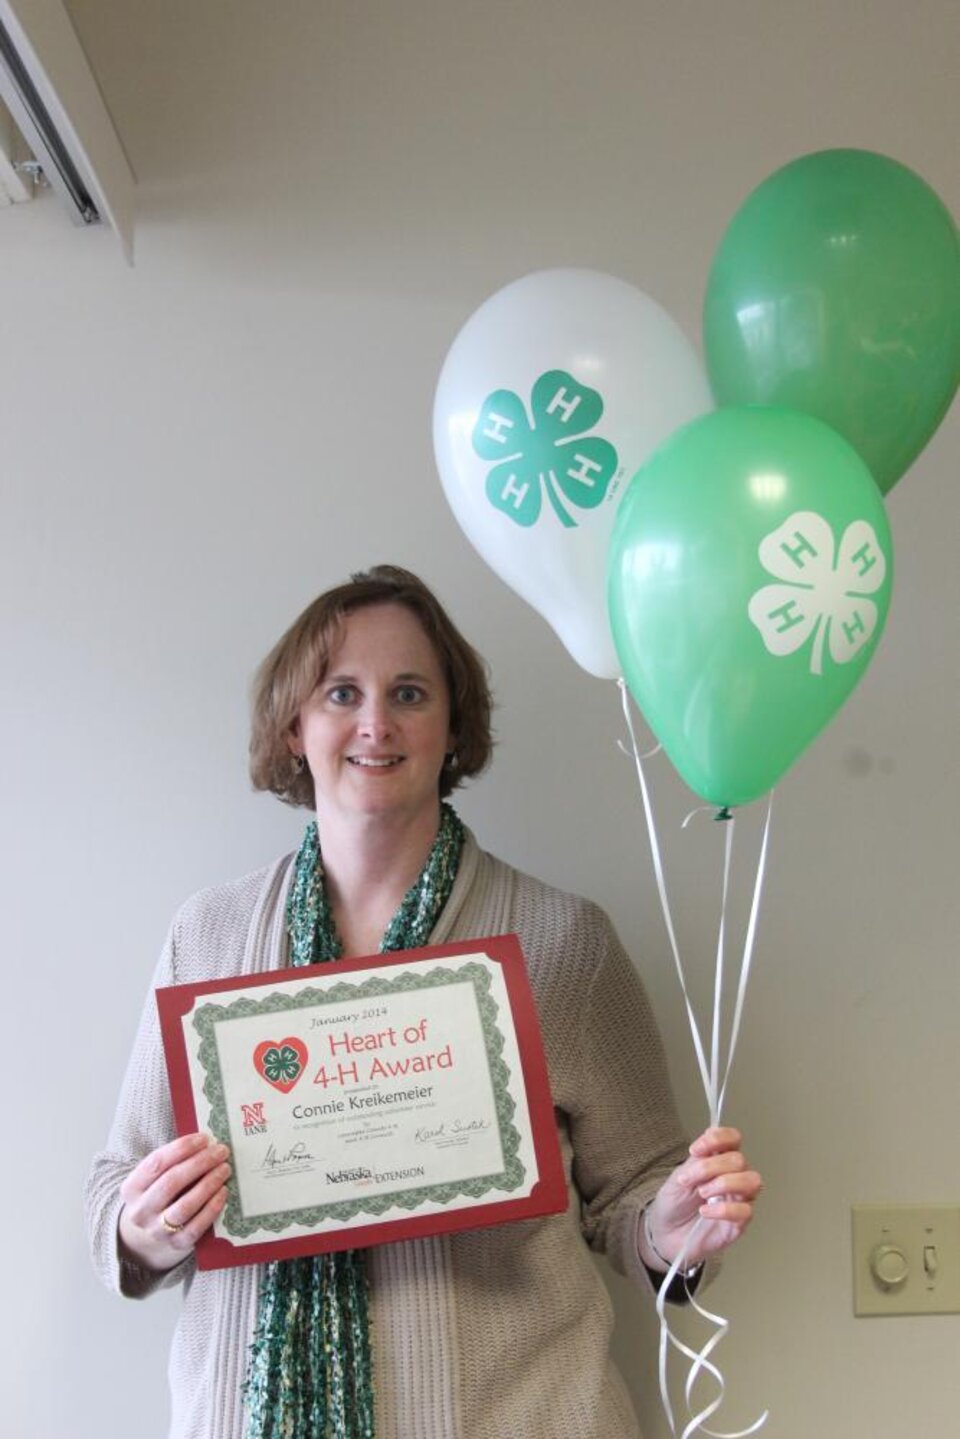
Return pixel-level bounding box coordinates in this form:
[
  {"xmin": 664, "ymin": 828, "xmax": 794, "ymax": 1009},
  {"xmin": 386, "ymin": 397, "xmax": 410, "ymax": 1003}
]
[{"xmin": 714, "ymin": 806, "xmax": 734, "ymax": 822}]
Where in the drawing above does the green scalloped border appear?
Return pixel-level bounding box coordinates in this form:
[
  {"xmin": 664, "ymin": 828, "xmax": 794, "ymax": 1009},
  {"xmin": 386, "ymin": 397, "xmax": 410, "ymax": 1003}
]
[{"xmin": 192, "ymin": 962, "xmax": 525, "ymax": 1238}]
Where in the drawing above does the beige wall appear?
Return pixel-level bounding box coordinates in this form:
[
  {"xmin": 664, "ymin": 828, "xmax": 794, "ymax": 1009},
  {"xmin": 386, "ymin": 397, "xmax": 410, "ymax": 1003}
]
[{"xmin": 1, "ymin": 2, "xmax": 957, "ymax": 1434}]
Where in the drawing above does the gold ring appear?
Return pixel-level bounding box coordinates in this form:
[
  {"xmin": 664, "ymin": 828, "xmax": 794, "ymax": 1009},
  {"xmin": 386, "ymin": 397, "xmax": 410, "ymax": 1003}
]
[{"xmin": 161, "ymin": 1211, "xmax": 185, "ymax": 1234}]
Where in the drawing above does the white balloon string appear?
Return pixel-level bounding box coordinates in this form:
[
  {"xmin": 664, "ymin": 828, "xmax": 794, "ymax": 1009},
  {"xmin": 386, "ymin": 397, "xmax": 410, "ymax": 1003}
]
[
  {"xmin": 681, "ymin": 805, "xmax": 716, "ymax": 828},
  {"xmin": 618, "ymin": 737, "xmax": 663, "ymax": 761},
  {"xmin": 710, "ymin": 819, "xmax": 735, "ymax": 1121},
  {"xmin": 617, "ymin": 679, "xmax": 714, "ymax": 1115},
  {"xmin": 654, "ymin": 1222, "xmax": 767, "ymax": 1439},
  {"xmin": 666, "ymin": 1221, "xmax": 768, "ymax": 1439},
  {"xmin": 656, "ymin": 1246, "xmax": 690, "ymax": 1437},
  {"xmin": 616, "ymin": 680, "xmax": 772, "ymax": 1439},
  {"xmin": 653, "ymin": 1186, "xmax": 768, "ymax": 1438},
  {"xmin": 687, "ymin": 1277, "xmax": 770, "ymax": 1439},
  {"xmin": 718, "ymin": 792, "xmax": 773, "ymax": 1116}
]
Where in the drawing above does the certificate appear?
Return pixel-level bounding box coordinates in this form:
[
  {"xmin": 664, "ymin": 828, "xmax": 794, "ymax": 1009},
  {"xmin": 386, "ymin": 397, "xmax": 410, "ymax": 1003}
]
[{"xmin": 157, "ymin": 934, "xmax": 566, "ymax": 1270}]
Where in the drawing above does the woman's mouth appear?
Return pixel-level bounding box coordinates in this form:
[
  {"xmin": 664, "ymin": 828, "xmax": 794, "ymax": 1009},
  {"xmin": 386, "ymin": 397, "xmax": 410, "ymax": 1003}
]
[{"xmin": 347, "ymin": 756, "xmax": 403, "ymax": 768}]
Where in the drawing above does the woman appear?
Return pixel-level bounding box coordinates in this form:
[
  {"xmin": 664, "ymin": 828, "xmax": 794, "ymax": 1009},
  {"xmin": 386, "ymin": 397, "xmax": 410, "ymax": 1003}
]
[{"xmin": 86, "ymin": 565, "xmax": 762, "ymax": 1439}]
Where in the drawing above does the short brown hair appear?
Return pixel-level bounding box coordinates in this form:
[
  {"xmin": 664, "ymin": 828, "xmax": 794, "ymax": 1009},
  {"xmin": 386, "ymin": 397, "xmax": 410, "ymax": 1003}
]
[{"xmin": 249, "ymin": 565, "xmax": 494, "ymax": 808}]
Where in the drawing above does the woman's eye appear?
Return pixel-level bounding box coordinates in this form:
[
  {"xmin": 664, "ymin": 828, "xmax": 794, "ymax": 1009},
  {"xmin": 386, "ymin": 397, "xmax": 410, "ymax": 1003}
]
[
  {"xmin": 327, "ymin": 685, "xmax": 357, "ymax": 705},
  {"xmin": 395, "ymin": 685, "xmax": 424, "ymax": 704}
]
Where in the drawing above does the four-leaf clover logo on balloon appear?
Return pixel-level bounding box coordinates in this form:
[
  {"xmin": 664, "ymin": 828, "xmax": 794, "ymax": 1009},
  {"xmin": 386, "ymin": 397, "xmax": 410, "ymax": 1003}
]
[
  {"xmin": 471, "ymin": 369, "xmax": 618, "ymax": 528},
  {"xmin": 748, "ymin": 511, "xmax": 888, "ymax": 675},
  {"xmin": 253, "ymin": 1037, "xmax": 308, "ymax": 1094}
]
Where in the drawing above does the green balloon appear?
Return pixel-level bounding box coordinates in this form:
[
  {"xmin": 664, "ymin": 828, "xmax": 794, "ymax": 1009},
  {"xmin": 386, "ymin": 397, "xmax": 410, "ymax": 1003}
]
[
  {"xmin": 607, "ymin": 408, "xmax": 894, "ymax": 807},
  {"xmin": 704, "ymin": 149, "xmax": 960, "ymax": 495}
]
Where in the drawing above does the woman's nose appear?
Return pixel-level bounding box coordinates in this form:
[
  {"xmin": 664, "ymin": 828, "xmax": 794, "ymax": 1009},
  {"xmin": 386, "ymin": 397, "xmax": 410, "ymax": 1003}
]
[{"xmin": 356, "ymin": 697, "xmax": 393, "ymax": 740}]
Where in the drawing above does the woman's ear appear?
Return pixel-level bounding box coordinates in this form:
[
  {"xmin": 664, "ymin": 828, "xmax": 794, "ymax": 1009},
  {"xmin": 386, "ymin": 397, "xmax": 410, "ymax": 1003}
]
[{"xmin": 286, "ymin": 719, "xmax": 302, "ymax": 756}]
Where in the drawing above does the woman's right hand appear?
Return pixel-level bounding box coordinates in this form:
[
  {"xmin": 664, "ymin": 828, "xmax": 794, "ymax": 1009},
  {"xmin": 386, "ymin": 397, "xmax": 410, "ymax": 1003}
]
[{"xmin": 118, "ymin": 1133, "xmax": 232, "ymax": 1273}]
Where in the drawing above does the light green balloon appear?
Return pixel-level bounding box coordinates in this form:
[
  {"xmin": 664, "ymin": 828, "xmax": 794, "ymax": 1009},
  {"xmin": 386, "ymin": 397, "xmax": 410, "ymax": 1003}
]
[
  {"xmin": 607, "ymin": 408, "xmax": 894, "ymax": 808},
  {"xmin": 704, "ymin": 149, "xmax": 960, "ymax": 495}
]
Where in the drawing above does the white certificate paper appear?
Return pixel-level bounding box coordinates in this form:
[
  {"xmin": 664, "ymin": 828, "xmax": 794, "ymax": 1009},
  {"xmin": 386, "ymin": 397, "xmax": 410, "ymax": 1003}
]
[{"xmin": 157, "ymin": 935, "xmax": 566, "ymax": 1269}]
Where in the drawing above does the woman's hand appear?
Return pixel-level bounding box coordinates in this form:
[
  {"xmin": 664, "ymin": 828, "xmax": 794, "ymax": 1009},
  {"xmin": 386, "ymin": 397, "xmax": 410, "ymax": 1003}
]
[
  {"xmin": 640, "ymin": 1126, "xmax": 762, "ymax": 1272},
  {"xmin": 118, "ymin": 1133, "xmax": 232, "ymax": 1273}
]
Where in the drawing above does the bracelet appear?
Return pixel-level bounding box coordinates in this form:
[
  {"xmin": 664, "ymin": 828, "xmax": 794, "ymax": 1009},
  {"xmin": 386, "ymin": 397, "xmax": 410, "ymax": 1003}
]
[{"xmin": 642, "ymin": 1207, "xmax": 703, "ymax": 1280}]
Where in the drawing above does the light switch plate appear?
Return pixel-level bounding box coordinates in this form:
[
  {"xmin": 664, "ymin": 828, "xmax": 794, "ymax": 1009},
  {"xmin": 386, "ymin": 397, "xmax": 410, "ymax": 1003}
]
[{"xmin": 852, "ymin": 1205, "xmax": 960, "ymax": 1316}]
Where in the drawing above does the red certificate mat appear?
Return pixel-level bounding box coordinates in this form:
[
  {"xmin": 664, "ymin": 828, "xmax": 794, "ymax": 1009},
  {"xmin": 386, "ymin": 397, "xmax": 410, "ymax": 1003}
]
[{"xmin": 157, "ymin": 934, "xmax": 566, "ymax": 1270}]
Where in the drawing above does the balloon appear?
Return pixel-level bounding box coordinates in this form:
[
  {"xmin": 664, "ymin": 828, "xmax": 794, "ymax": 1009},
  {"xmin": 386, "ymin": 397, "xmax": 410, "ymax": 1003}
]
[
  {"xmin": 703, "ymin": 149, "xmax": 960, "ymax": 495},
  {"xmin": 434, "ymin": 268, "xmax": 711, "ymax": 676},
  {"xmin": 607, "ymin": 408, "xmax": 894, "ymax": 807}
]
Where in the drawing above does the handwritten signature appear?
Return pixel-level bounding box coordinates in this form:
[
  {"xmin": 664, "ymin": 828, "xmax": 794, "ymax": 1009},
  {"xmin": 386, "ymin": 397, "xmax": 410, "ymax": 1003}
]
[
  {"xmin": 258, "ymin": 1142, "xmax": 316, "ymax": 1171},
  {"xmin": 414, "ymin": 1117, "xmax": 490, "ymax": 1144}
]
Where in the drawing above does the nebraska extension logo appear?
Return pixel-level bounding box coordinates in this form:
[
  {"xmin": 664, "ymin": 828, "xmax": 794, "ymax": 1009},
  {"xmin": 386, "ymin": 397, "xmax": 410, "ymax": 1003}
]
[{"xmin": 240, "ymin": 1102, "xmax": 267, "ymax": 1136}]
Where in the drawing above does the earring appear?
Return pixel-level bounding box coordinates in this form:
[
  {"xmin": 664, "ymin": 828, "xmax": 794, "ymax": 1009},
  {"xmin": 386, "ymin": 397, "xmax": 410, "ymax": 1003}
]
[
  {"xmin": 292, "ymin": 753, "xmax": 305, "ymax": 774},
  {"xmin": 443, "ymin": 751, "xmax": 459, "ymax": 771}
]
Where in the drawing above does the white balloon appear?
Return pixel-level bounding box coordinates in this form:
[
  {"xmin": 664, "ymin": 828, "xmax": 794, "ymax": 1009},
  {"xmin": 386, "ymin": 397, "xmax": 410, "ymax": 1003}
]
[{"xmin": 433, "ymin": 268, "xmax": 712, "ymax": 677}]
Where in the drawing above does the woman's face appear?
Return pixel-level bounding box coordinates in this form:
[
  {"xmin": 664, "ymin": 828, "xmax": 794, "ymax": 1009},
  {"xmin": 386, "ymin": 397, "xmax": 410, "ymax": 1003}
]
[{"xmin": 291, "ymin": 603, "xmax": 454, "ymax": 830}]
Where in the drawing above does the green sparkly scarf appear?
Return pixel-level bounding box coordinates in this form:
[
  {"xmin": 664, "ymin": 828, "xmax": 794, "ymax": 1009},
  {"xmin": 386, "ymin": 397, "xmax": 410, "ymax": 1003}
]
[{"xmin": 244, "ymin": 804, "xmax": 466, "ymax": 1439}]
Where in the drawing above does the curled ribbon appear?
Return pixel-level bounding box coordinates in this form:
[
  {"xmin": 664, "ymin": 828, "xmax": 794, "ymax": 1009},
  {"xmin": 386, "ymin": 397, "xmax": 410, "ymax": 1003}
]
[{"xmin": 617, "ymin": 679, "xmax": 772, "ymax": 1438}]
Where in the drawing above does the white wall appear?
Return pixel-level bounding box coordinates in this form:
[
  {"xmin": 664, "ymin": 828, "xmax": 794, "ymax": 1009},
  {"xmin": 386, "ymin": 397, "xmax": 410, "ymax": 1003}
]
[{"xmin": 1, "ymin": 2, "xmax": 957, "ymax": 1435}]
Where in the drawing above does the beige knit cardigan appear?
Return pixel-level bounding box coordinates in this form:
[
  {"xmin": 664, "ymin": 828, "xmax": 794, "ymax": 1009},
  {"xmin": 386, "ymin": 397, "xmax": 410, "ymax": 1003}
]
[{"xmin": 86, "ymin": 832, "xmax": 691, "ymax": 1439}]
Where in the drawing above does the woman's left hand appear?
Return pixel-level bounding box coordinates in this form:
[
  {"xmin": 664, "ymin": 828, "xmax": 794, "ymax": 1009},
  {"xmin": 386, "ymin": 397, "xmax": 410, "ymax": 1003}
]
[{"xmin": 641, "ymin": 1126, "xmax": 762, "ymax": 1271}]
